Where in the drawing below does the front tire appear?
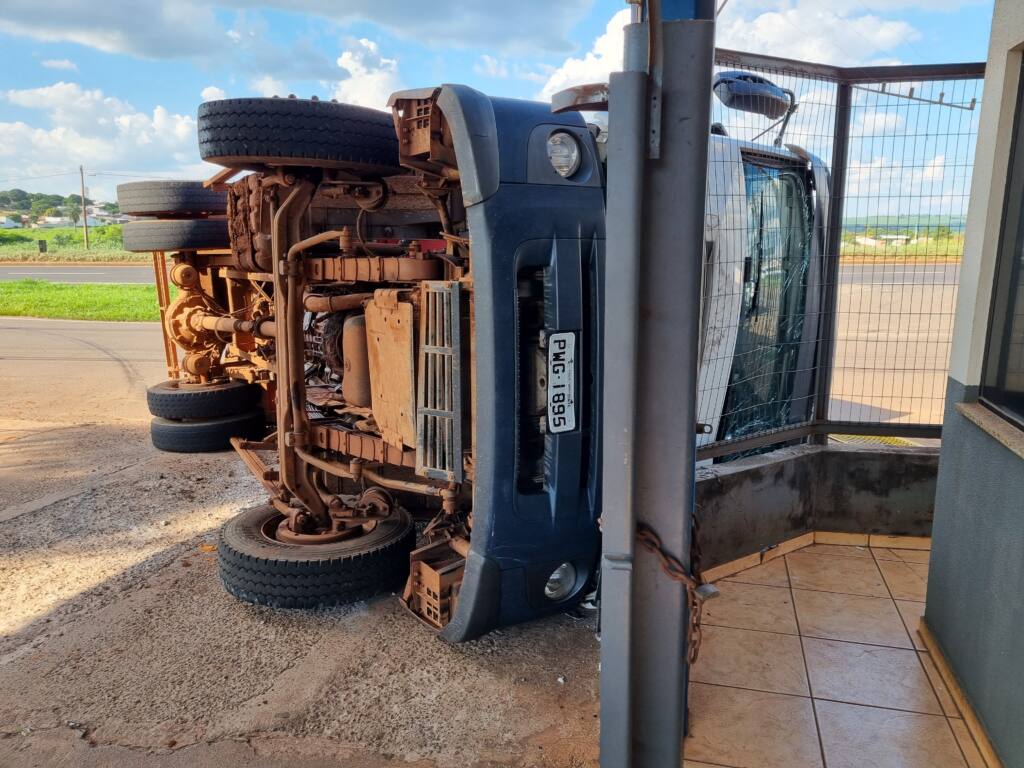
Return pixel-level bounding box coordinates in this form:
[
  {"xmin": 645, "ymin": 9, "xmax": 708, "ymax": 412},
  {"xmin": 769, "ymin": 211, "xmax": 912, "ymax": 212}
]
[{"xmin": 218, "ymin": 504, "xmax": 415, "ymax": 608}]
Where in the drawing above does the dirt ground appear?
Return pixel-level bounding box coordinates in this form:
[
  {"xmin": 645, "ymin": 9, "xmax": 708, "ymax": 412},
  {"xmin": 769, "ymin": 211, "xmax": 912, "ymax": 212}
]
[{"xmin": 0, "ymin": 318, "xmax": 602, "ymax": 768}]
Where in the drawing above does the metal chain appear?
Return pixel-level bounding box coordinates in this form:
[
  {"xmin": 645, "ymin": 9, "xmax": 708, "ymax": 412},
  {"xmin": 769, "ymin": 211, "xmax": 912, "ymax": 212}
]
[{"xmin": 635, "ymin": 520, "xmax": 706, "ymax": 665}]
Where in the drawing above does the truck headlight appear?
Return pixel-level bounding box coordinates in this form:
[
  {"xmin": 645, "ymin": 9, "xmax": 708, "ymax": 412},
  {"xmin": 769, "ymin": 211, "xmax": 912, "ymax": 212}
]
[
  {"xmin": 544, "ymin": 562, "xmax": 577, "ymax": 601},
  {"xmin": 546, "ymin": 131, "xmax": 581, "ymax": 178}
]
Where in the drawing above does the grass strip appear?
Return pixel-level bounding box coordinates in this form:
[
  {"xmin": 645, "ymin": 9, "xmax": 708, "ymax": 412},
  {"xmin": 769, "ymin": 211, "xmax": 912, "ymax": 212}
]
[
  {"xmin": 0, "ymin": 249, "xmax": 148, "ymax": 264},
  {"xmin": 0, "ymin": 279, "xmax": 163, "ymax": 322}
]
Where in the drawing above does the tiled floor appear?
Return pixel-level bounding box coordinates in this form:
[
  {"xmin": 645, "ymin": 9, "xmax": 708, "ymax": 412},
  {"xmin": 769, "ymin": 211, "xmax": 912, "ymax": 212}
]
[{"xmin": 685, "ymin": 540, "xmax": 988, "ymax": 768}]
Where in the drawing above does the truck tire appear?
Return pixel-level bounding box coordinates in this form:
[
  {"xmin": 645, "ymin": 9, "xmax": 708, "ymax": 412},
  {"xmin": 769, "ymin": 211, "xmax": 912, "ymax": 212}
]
[
  {"xmin": 147, "ymin": 379, "xmax": 263, "ymax": 420},
  {"xmin": 218, "ymin": 504, "xmax": 415, "ymax": 608},
  {"xmin": 197, "ymin": 97, "xmax": 404, "ymax": 175},
  {"xmin": 122, "ymin": 219, "xmax": 229, "ymax": 252},
  {"xmin": 117, "ymin": 181, "xmax": 227, "ymax": 217},
  {"xmin": 150, "ymin": 411, "xmax": 265, "ymax": 453}
]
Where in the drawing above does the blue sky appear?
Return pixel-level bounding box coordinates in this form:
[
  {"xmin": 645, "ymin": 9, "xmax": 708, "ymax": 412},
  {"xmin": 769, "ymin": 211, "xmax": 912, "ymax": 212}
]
[{"xmin": 0, "ymin": 0, "xmax": 994, "ymax": 201}]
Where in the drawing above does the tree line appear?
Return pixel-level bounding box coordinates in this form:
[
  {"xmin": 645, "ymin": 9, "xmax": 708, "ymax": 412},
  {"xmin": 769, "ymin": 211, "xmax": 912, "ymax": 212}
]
[{"xmin": 0, "ymin": 188, "xmax": 119, "ymax": 221}]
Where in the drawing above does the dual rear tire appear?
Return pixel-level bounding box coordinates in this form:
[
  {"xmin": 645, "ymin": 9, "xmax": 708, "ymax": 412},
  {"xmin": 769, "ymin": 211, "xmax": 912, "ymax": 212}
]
[
  {"xmin": 117, "ymin": 180, "xmax": 230, "ymax": 253},
  {"xmin": 146, "ymin": 379, "xmax": 266, "ymax": 453}
]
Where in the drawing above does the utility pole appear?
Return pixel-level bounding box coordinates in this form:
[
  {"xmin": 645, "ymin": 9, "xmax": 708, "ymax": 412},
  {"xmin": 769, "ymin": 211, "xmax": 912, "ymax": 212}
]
[
  {"xmin": 79, "ymin": 165, "xmax": 90, "ymax": 249},
  {"xmin": 599, "ymin": 0, "xmax": 716, "ymax": 765}
]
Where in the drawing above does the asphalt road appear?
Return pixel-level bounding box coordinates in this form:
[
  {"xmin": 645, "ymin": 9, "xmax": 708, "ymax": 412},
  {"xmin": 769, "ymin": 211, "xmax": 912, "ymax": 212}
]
[
  {"xmin": 0, "ymin": 262, "xmax": 960, "ymax": 286},
  {"xmin": 0, "ymin": 264, "xmax": 154, "ymax": 284},
  {"xmin": 839, "ymin": 262, "xmax": 958, "ymax": 285}
]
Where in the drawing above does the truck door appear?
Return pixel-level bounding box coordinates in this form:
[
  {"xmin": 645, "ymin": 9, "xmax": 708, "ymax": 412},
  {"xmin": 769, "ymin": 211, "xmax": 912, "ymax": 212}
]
[{"xmin": 715, "ymin": 152, "xmax": 817, "ymax": 445}]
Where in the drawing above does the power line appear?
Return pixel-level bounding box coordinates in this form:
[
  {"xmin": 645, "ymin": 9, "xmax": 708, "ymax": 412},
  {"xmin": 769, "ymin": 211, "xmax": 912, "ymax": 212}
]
[
  {"xmin": 0, "ymin": 170, "xmax": 79, "ymax": 184},
  {"xmin": 89, "ymin": 171, "xmax": 183, "ymax": 179}
]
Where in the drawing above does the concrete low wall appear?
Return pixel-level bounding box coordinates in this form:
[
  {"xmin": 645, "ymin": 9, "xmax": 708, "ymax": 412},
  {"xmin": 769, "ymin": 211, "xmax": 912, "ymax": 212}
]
[{"xmin": 695, "ymin": 443, "xmax": 939, "ymax": 566}]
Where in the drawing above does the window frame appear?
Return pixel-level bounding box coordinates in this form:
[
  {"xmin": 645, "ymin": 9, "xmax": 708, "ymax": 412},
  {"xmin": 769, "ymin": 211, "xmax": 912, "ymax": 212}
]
[{"xmin": 980, "ymin": 58, "xmax": 1024, "ymax": 432}]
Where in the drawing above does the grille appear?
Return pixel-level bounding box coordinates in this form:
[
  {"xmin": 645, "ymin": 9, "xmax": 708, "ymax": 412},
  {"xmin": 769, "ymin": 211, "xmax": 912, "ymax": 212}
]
[{"xmin": 416, "ymin": 281, "xmax": 463, "ymax": 483}]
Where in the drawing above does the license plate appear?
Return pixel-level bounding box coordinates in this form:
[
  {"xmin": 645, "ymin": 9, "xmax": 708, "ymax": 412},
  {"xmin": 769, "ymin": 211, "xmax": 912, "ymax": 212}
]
[{"xmin": 546, "ymin": 331, "xmax": 576, "ymax": 434}]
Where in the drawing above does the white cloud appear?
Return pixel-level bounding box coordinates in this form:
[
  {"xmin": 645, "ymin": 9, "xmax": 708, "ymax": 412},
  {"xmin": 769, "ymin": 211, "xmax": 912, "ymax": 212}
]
[
  {"xmin": 855, "ymin": 110, "xmax": 905, "ymax": 135},
  {"xmin": 540, "ymin": 0, "xmax": 956, "ymax": 104},
  {"xmin": 217, "ymin": 0, "xmax": 593, "ymax": 54},
  {"xmin": 0, "ymin": 82, "xmax": 206, "ymax": 200},
  {"xmin": 0, "ymin": 1, "xmax": 221, "ymax": 58},
  {"xmin": 717, "ymin": 6, "xmax": 920, "ymax": 66},
  {"xmin": 0, "ymin": 1, "xmax": 593, "ymax": 61},
  {"xmin": 224, "ymin": 12, "xmax": 340, "ymax": 81},
  {"xmin": 201, "ymin": 86, "xmax": 227, "ymax": 102},
  {"xmin": 514, "ymin": 63, "xmax": 555, "ymax": 84},
  {"xmin": 537, "ymin": 9, "xmax": 630, "ymax": 101},
  {"xmin": 474, "ymin": 55, "xmax": 508, "ymax": 79},
  {"xmin": 923, "ymin": 154, "xmax": 946, "ymax": 182},
  {"xmin": 333, "ymin": 38, "xmax": 400, "ymax": 110},
  {"xmin": 844, "ymin": 153, "xmax": 962, "ymax": 215},
  {"xmin": 250, "ymin": 76, "xmax": 286, "ymax": 98},
  {"xmin": 6, "ymin": 82, "xmax": 133, "ymax": 133},
  {"xmin": 41, "ymin": 58, "xmax": 77, "ymax": 71}
]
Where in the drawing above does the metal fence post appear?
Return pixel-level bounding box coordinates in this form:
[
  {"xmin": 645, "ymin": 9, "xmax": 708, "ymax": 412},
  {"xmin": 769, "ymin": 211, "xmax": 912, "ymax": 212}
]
[
  {"xmin": 599, "ymin": 1, "xmax": 716, "ymax": 765},
  {"xmin": 812, "ymin": 79, "xmax": 852, "ymax": 439}
]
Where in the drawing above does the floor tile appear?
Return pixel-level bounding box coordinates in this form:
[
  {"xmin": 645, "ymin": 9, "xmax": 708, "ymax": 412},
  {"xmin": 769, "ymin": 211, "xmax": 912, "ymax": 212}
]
[
  {"xmin": 877, "ymin": 559, "xmax": 929, "ymax": 601},
  {"xmin": 868, "ymin": 534, "xmax": 931, "ymax": 551},
  {"xmin": 786, "ymin": 552, "xmax": 889, "ymax": 598},
  {"xmin": 703, "ymin": 552, "xmax": 763, "ymax": 583},
  {"xmin": 895, "ymin": 600, "xmax": 927, "ymax": 650},
  {"xmin": 815, "ymin": 531, "xmax": 869, "ymax": 546},
  {"xmin": 803, "ymin": 637, "xmax": 942, "ymax": 714},
  {"xmin": 762, "ymin": 532, "xmax": 815, "ymax": 563},
  {"xmin": 702, "ymin": 582, "xmax": 798, "ymax": 635},
  {"xmin": 872, "ymin": 547, "xmax": 905, "ymax": 561},
  {"xmin": 815, "ymin": 700, "xmax": 967, "ymax": 768},
  {"xmin": 685, "ymin": 763, "xmax": 737, "ymax": 768},
  {"xmin": 919, "ymin": 651, "xmax": 960, "ymax": 717},
  {"xmin": 724, "ymin": 557, "xmax": 789, "ymax": 588},
  {"xmin": 691, "ymin": 625, "xmax": 809, "ymax": 696},
  {"xmin": 802, "ymin": 543, "xmax": 873, "ymax": 559},
  {"xmin": 793, "ymin": 589, "xmax": 911, "ymax": 648},
  {"xmin": 948, "ymin": 718, "xmax": 986, "ymax": 768},
  {"xmin": 873, "ymin": 547, "xmax": 932, "ymax": 564},
  {"xmin": 685, "ymin": 683, "xmax": 824, "ymax": 768},
  {"xmin": 894, "ymin": 549, "xmax": 932, "ymax": 564}
]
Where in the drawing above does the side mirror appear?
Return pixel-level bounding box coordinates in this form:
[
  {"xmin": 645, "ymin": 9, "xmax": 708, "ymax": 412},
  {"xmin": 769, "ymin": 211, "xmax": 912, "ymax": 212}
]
[{"xmin": 713, "ymin": 71, "xmax": 792, "ymax": 120}]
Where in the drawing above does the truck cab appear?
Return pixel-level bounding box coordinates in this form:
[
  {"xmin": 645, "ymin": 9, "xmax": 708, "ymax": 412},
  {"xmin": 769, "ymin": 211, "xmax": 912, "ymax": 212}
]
[{"xmin": 125, "ymin": 75, "xmax": 827, "ymax": 641}]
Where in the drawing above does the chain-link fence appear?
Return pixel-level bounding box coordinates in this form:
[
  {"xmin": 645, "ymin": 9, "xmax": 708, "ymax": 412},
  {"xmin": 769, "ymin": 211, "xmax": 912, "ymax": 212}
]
[{"xmin": 697, "ymin": 50, "xmax": 984, "ymax": 460}]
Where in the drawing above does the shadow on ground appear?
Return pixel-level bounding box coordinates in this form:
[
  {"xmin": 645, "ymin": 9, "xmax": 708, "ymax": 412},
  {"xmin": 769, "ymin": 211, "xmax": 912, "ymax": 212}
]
[{"xmin": 0, "ymin": 426, "xmax": 601, "ymax": 768}]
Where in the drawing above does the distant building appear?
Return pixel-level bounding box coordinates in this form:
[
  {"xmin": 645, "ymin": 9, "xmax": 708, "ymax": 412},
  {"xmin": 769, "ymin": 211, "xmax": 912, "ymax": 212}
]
[
  {"xmin": 35, "ymin": 216, "xmax": 73, "ymax": 228},
  {"xmin": 0, "ymin": 216, "xmax": 20, "ymax": 229}
]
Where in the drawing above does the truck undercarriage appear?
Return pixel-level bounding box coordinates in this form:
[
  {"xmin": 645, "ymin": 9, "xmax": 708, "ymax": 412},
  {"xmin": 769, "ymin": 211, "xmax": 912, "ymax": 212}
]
[{"xmin": 127, "ymin": 93, "xmax": 493, "ymax": 631}]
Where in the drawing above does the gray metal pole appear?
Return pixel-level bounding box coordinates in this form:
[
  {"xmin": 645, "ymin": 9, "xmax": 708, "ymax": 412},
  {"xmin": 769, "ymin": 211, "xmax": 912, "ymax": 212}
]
[
  {"xmin": 79, "ymin": 165, "xmax": 90, "ymax": 250},
  {"xmin": 812, "ymin": 80, "xmax": 852, "ymax": 439},
  {"xmin": 599, "ymin": 0, "xmax": 716, "ymax": 765}
]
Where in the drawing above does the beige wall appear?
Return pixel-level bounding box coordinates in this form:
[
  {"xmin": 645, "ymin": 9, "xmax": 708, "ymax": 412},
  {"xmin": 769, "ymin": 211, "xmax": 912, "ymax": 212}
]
[{"xmin": 949, "ymin": 0, "xmax": 1024, "ymax": 385}]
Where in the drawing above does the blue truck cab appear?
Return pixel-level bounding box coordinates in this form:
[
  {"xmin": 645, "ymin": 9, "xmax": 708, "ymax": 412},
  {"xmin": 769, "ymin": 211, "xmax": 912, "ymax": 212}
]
[{"xmin": 140, "ymin": 76, "xmax": 825, "ymax": 641}]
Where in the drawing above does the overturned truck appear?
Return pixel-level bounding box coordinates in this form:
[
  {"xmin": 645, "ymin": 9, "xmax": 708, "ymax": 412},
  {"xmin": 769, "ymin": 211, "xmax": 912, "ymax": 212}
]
[{"xmin": 122, "ymin": 74, "xmax": 825, "ymax": 641}]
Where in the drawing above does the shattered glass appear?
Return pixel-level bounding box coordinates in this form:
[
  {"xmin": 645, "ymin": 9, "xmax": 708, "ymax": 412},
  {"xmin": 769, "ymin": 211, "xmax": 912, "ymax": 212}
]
[{"xmin": 717, "ymin": 160, "xmax": 815, "ymax": 444}]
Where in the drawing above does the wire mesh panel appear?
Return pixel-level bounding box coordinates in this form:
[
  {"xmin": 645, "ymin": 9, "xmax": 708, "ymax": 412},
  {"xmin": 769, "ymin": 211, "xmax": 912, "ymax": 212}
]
[
  {"xmin": 697, "ymin": 51, "xmax": 983, "ymax": 458},
  {"xmin": 830, "ymin": 77, "xmax": 982, "ymax": 426},
  {"xmin": 698, "ymin": 54, "xmax": 838, "ymax": 455}
]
